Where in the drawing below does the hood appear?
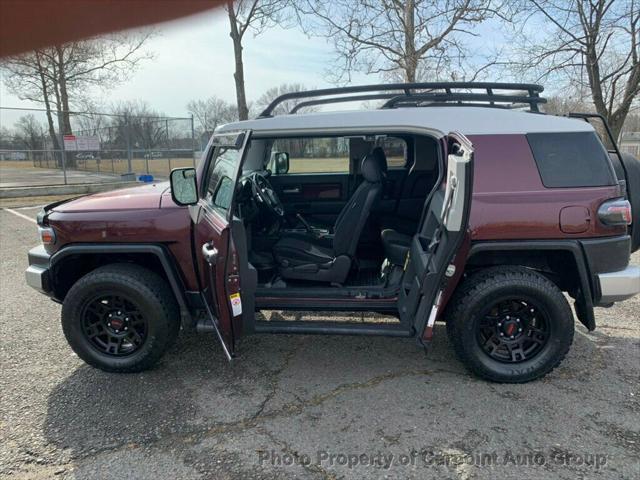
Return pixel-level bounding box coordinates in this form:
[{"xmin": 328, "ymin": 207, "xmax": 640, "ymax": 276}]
[{"xmin": 52, "ymin": 182, "xmax": 171, "ymax": 213}]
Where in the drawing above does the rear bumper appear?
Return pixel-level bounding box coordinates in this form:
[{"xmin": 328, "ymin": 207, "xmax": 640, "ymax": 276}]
[
  {"xmin": 596, "ymin": 265, "xmax": 640, "ymax": 304},
  {"xmin": 581, "ymin": 235, "xmax": 640, "ymax": 305},
  {"xmin": 25, "ymin": 245, "xmax": 52, "ymax": 295}
]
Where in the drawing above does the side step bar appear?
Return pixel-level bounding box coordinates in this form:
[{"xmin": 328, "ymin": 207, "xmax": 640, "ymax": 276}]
[
  {"xmin": 255, "ymin": 297, "xmax": 397, "ymax": 312},
  {"xmin": 254, "ymin": 320, "xmax": 414, "ymax": 337}
]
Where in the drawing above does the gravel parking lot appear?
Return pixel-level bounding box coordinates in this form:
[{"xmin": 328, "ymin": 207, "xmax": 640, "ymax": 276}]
[{"xmin": 1, "ymin": 206, "xmax": 638, "ymax": 479}]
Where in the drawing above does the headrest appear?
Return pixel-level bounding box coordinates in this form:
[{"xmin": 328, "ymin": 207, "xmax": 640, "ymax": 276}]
[
  {"xmin": 371, "ymin": 146, "xmax": 388, "ymax": 174},
  {"xmin": 361, "ymin": 148, "xmax": 386, "ymax": 183}
]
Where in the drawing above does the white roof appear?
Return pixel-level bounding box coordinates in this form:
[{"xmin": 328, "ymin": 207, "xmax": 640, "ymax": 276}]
[{"xmin": 217, "ymin": 106, "xmax": 593, "ymax": 137}]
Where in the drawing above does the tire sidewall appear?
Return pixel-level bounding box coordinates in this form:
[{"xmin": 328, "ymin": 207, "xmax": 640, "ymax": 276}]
[
  {"xmin": 455, "ymin": 280, "xmax": 573, "ymax": 382},
  {"xmin": 62, "ymin": 274, "xmax": 170, "ymax": 371}
]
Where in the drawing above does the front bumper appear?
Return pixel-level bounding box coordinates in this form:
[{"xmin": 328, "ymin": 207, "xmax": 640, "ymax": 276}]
[
  {"xmin": 25, "ymin": 245, "xmax": 52, "ymax": 294},
  {"xmin": 597, "ymin": 265, "xmax": 640, "ymax": 304}
]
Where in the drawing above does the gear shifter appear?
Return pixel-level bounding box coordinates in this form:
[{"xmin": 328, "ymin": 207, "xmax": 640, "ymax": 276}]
[{"xmin": 296, "ymin": 213, "xmax": 315, "ymax": 236}]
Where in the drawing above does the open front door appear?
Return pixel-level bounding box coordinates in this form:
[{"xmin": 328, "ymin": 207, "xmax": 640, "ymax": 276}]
[
  {"xmin": 192, "ymin": 131, "xmax": 251, "ymax": 359},
  {"xmin": 397, "ymin": 132, "xmax": 474, "ymax": 342}
]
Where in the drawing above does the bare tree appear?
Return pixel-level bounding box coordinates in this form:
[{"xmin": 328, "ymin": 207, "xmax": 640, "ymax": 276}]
[
  {"xmin": 513, "ymin": 0, "xmax": 639, "ymax": 140},
  {"xmin": 255, "ymin": 83, "xmax": 316, "ymax": 115},
  {"xmin": 2, "ymin": 51, "xmax": 62, "ymax": 150},
  {"xmin": 109, "ymin": 101, "xmax": 167, "ymax": 151},
  {"xmin": 623, "ymin": 112, "xmax": 640, "ymax": 133},
  {"xmin": 14, "ymin": 114, "xmax": 45, "ymax": 150},
  {"xmin": 2, "ymin": 33, "xmax": 153, "ymax": 151},
  {"xmin": 0, "ymin": 127, "xmax": 17, "ymax": 152},
  {"xmin": 73, "ymin": 100, "xmax": 109, "ymax": 141},
  {"xmin": 226, "ymin": 0, "xmax": 286, "ymax": 120},
  {"xmin": 187, "ymin": 96, "xmax": 238, "ymax": 134},
  {"xmin": 292, "ymin": 0, "xmax": 508, "ymax": 83},
  {"xmin": 542, "ymin": 95, "xmax": 591, "ymax": 116}
]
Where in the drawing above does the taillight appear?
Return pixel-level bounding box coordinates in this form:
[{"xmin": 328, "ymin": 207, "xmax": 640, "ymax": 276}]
[
  {"xmin": 39, "ymin": 226, "xmax": 56, "ymax": 245},
  {"xmin": 598, "ymin": 199, "xmax": 632, "ymax": 226}
]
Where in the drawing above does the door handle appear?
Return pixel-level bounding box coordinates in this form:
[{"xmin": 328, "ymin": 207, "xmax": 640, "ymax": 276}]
[
  {"xmin": 202, "ymin": 243, "xmax": 219, "ymax": 264},
  {"xmin": 282, "ymin": 187, "xmax": 301, "ymax": 194}
]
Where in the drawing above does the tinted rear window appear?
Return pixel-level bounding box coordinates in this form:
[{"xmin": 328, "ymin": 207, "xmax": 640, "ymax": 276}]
[{"xmin": 526, "ymin": 132, "xmax": 616, "ymax": 188}]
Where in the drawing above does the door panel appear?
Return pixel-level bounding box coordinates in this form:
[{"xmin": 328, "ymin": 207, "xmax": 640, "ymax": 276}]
[
  {"xmin": 397, "ymin": 132, "xmax": 474, "ymax": 342},
  {"xmin": 192, "ymin": 131, "xmax": 250, "ymax": 358},
  {"xmin": 269, "ymin": 173, "xmax": 351, "ymax": 225},
  {"xmin": 194, "ymin": 210, "xmax": 238, "ymax": 359}
]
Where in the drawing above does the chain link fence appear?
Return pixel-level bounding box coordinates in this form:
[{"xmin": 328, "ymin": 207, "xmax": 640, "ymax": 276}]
[{"xmin": 0, "ymin": 107, "xmax": 198, "ymax": 187}]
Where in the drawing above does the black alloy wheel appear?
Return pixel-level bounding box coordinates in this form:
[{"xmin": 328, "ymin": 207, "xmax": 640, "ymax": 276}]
[
  {"xmin": 61, "ymin": 263, "xmax": 179, "ymax": 373},
  {"xmin": 81, "ymin": 293, "xmax": 148, "ymax": 356},
  {"xmin": 476, "ymin": 298, "xmax": 550, "ymax": 363},
  {"xmin": 445, "ymin": 266, "xmax": 574, "ymax": 383}
]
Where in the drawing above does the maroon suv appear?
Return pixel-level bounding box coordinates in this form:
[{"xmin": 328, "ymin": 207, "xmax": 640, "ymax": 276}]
[{"xmin": 26, "ymin": 83, "xmax": 640, "ymax": 383}]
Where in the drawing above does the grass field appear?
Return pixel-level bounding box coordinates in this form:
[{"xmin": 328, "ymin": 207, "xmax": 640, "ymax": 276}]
[
  {"xmin": 1, "ymin": 157, "xmax": 196, "ymax": 179},
  {"xmin": 74, "ymin": 158, "xmax": 196, "ymax": 177},
  {"xmin": 1, "ymin": 154, "xmax": 405, "ymax": 180},
  {"xmin": 285, "ymin": 155, "xmax": 404, "ymax": 174}
]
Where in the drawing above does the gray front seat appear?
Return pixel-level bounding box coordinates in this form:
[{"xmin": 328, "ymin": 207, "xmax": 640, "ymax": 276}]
[{"xmin": 273, "ymin": 148, "xmax": 387, "ymax": 283}]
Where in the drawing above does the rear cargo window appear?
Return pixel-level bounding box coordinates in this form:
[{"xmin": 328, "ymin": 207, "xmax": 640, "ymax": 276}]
[{"xmin": 526, "ymin": 132, "xmax": 616, "ymax": 188}]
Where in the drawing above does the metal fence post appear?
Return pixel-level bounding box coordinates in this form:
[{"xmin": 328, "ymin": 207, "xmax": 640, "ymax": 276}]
[
  {"xmin": 60, "ymin": 138, "xmax": 68, "ymax": 185},
  {"xmin": 125, "ymin": 113, "xmax": 133, "ymax": 173},
  {"xmin": 190, "ymin": 114, "xmax": 196, "ymax": 167}
]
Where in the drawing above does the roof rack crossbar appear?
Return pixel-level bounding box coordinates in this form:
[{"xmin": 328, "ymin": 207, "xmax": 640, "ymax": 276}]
[
  {"xmin": 290, "ymin": 93, "xmax": 402, "ymax": 113},
  {"xmin": 381, "ymin": 92, "xmax": 547, "ymax": 111},
  {"xmin": 258, "ymin": 82, "xmax": 545, "ymax": 117}
]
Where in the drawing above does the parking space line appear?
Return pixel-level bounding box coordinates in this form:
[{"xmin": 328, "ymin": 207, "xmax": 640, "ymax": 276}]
[
  {"xmin": 574, "ymin": 327, "xmax": 598, "ymax": 343},
  {"xmin": 14, "ymin": 205, "xmax": 45, "ymax": 210},
  {"xmin": 3, "ymin": 208, "xmax": 37, "ymax": 224}
]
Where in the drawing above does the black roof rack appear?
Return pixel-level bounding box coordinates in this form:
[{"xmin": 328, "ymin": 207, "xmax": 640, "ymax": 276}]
[{"xmin": 258, "ymin": 82, "xmax": 546, "ymax": 117}]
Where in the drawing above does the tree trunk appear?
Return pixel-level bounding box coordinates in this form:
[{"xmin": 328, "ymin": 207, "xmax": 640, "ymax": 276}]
[
  {"xmin": 55, "ymin": 46, "xmax": 73, "ymax": 135},
  {"xmin": 607, "ymin": 108, "xmax": 629, "ymax": 146},
  {"xmin": 50, "ymin": 48, "xmax": 74, "ymax": 168},
  {"xmin": 35, "ymin": 52, "xmax": 59, "ymax": 153},
  {"xmin": 403, "ymin": 0, "xmax": 417, "ymax": 82},
  {"xmin": 228, "ymin": 3, "xmax": 249, "ymax": 120}
]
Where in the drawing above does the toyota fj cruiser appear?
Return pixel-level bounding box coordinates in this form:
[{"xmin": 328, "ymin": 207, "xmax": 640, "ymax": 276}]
[{"xmin": 26, "ymin": 83, "xmax": 640, "ymax": 383}]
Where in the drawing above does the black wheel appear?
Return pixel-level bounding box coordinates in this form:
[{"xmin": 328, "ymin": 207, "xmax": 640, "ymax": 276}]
[
  {"xmin": 61, "ymin": 264, "xmax": 180, "ymax": 373},
  {"xmin": 445, "ymin": 266, "xmax": 574, "ymax": 383}
]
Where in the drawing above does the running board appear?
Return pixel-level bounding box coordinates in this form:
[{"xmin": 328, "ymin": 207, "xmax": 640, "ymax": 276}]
[
  {"xmin": 255, "ymin": 296, "xmax": 397, "ymax": 312},
  {"xmin": 254, "ymin": 320, "xmax": 414, "ymax": 337}
]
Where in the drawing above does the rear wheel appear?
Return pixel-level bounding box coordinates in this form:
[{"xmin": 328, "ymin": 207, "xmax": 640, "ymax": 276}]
[
  {"xmin": 445, "ymin": 266, "xmax": 574, "ymax": 383},
  {"xmin": 61, "ymin": 264, "xmax": 180, "ymax": 373}
]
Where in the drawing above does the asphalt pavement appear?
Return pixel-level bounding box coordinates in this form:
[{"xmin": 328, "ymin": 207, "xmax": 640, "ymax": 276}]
[{"xmin": 1, "ymin": 206, "xmax": 638, "ymax": 479}]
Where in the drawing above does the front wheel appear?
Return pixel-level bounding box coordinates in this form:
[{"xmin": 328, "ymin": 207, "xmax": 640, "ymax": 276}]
[
  {"xmin": 61, "ymin": 264, "xmax": 180, "ymax": 373},
  {"xmin": 445, "ymin": 266, "xmax": 574, "ymax": 383}
]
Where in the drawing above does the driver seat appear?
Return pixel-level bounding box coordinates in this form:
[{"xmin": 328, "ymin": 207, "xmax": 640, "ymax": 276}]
[{"xmin": 272, "ymin": 148, "xmax": 387, "ymax": 283}]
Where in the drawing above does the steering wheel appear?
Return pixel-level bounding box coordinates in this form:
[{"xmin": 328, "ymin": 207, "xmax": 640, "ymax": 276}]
[{"xmin": 250, "ymin": 172, "xmax": 285, "ymax": 217}]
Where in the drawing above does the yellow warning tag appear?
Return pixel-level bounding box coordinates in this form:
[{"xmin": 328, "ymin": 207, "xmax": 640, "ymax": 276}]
[{"xmin": 229, "ymin": 292, "xmax": 242, "ymax": 316}]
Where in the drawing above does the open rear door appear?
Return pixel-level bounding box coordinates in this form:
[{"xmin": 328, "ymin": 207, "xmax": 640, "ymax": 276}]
[{"xmin": 397, "ymin": 132, "xmax": 474, "ymax": 342}]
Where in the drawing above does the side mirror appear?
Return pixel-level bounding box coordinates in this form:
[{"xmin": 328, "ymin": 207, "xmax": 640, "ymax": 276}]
[
  {"xmin": 273, "ymin": 152, "xmax": 290, "ymax": 174},
  {"xmin": 170, "ymin": 168, "xmax": 198, "ymax": 206}
]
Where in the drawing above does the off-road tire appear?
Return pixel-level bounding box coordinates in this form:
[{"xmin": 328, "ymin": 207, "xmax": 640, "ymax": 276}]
[
  {"xmin": 61, "ymin": 263, "xmax": 180, "ymax": 373},
  {"xmin": 445, "ymin": 266, "xmax": 574, "ymax": 383}
]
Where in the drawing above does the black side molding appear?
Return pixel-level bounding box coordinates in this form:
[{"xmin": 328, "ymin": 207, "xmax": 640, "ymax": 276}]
[
  {"xmin": 50, "ymin": 243, "xmax": 191, "ymax": 320},
  {"xmin": 468, "ymin": 240, "xmax": 596, "ymax": 331}
]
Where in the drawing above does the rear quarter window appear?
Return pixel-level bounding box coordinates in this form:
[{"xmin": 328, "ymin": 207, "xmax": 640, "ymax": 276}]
[{"xmin": 526, "ymin": 132, "xmax": 616, "ymax": 188}]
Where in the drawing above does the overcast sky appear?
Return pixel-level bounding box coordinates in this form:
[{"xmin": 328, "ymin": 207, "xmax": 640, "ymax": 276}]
[
  {"xmin": 0, "ymin": 9, "xmax": 376, "ymax": 120},
  {"xmin": 0, "ymin": 5, "xmax": 526, "ymax": 128}
]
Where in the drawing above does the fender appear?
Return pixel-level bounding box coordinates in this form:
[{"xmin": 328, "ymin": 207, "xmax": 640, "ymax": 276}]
[
  {"xmin": 466, "ymin": 240, "xmax": 596, "ymax": 331},
  {"xmin": 49, "ymin": 243, "xmax": 192, "ymax": 321}
]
